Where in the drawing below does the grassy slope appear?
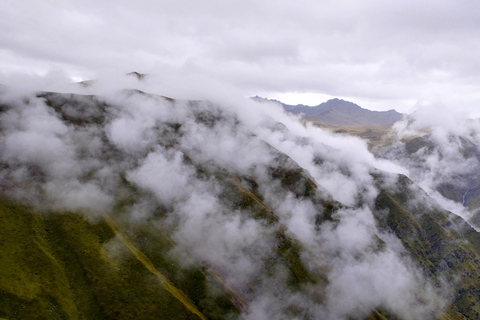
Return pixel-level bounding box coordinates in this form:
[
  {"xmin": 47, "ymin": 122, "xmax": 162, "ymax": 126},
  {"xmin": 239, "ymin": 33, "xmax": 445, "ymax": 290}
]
[
  {"xmin": 0, "ymin": 133, "xmax": 331, "ymax": 320},
  {"xmin": 3, "ymin": 88, "xmax": 480, "ymax": 319},
  {"xmin": 0, "ymin": 198, "xmax": 79, "ymax": 320},
  {"xmin": 310, "ymin": 121, "xmax": 395, "ymax": 148},
  {"xmin": 3, "ymin": 171, "xmax": 480, "ymax": 319},
  {"xmin": 374, "ymin": 176, "xmax": 480, "ymax": 319},
  {"xmin": 0, "ymin": 197, "xmax": 235, "ymax": 320},
  {"xmin": 0, "ymin": 184, "xmax": 325, "ymax": 319}
]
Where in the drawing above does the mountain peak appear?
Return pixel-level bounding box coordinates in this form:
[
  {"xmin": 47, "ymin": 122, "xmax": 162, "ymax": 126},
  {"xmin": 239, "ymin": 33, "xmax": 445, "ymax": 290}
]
[
  {"xmin": 255, "ymin": 96, "xmax": 403, "ymax": 126},
  {"xmin": 126, "ymin": 71, "xmax": 148, "ymax": 80}
]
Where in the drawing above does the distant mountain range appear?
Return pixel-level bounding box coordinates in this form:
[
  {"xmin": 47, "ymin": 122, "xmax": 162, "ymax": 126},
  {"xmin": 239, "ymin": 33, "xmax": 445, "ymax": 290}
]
[{"xmin": 253, "ymin": 96, "xmax": 403, "ymax": 126}]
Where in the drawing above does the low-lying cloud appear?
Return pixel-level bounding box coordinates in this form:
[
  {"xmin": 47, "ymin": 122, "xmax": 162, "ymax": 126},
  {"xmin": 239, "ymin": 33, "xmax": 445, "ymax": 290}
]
[{"xmin": 0, "ymin": 77, "xmax": 459, "ymax": 319}]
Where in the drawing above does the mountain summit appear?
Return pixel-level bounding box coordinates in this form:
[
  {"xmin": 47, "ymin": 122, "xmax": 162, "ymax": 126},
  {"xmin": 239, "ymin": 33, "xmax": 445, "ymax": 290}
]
[{"xmin": 255, "ymin": 97, "xmax": 403, "ymax": 126}]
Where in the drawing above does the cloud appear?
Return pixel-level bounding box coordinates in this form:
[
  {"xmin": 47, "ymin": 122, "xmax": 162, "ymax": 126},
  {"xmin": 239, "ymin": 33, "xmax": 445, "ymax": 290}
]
[
  {"xmin": 378, "ymin": 102, "xmax": 480, "ymax": 226},
  {"xmin": 0, "ymin": 80, "xmax": 453, "ymax": 319},
  {"xmin": 2, "ymin": 1, "xmax": 480, "ymax": 112},
  {"xmin": 169, "ymin": 192, "xmax": 274, "ymax": 290},
  {"xmin": 0, "ymin": 89, "xmax": 114, "ymax": 212},
  {"xmin": 325, "ymin": 248, "xmax": 445, "ymax": 320},
  {"xmin": 253, "ymin": 107, "xmax": 398, "ymax": 206},
  {"xmin": 127, "ymin": 149, "xmax": 195, "ymax": 205},
  {"xmin": 0, "ymin": 92, "xmax": 78, "ymax": 178}
]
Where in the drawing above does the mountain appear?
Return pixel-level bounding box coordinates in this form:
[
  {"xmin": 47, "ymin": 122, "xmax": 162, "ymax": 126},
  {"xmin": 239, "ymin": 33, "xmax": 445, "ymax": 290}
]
[
  {"xmin": 254, "ymin": 96, "xmax": 403, "ymax": 126},
  {"xmin": 0, "ymin": 87, "xmax": 480, "ymax": 319},
  {"xmin": 375, "ymin": 117, "xmax": 480, "ymax": 223}
]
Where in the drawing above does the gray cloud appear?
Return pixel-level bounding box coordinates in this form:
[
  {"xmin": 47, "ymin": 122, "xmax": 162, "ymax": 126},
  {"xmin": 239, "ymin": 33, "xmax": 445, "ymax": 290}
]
[{"xmin": 1, "ymin": 1, "xmax": 480, "ymax": 112}]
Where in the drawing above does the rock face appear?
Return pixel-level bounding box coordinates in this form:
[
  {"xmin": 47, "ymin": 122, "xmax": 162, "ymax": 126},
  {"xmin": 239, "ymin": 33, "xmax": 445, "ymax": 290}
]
[
  {"xmin": 255, "ymin": 96, "xmax": 403, "ymax": 125},
  {"xmin": 0, "ymin": 89, "xmax": 479, "ymax": 319}
]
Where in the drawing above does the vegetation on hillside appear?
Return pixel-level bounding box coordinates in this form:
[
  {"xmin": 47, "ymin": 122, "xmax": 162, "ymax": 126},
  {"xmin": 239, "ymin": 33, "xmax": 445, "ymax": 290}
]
[{"xmin": 1, "ymin": 90, "xmax": 480, "ymax": 319}]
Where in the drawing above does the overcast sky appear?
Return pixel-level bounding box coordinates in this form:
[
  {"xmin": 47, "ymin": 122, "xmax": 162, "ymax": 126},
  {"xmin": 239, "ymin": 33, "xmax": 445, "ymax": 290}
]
[{"xmin": 1, "ymin": 0, "xmax": 480, "ymax": 113}]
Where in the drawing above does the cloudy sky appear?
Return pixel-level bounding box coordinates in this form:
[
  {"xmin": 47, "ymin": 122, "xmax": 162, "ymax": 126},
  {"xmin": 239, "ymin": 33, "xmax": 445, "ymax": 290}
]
[{"xmin": 1, "ymin": 0, "xmax": 480, "ymax": 112}]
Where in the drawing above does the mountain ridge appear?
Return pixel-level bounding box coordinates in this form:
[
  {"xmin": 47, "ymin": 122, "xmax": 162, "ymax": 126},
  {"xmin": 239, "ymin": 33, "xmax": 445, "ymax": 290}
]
[
  {"xmin": 0, "ymin": 88, "xmax": 479, "ymax": 319},
  {"xmin": 254, "ymin": 96, "xmax": 403, "ymax": 126}
]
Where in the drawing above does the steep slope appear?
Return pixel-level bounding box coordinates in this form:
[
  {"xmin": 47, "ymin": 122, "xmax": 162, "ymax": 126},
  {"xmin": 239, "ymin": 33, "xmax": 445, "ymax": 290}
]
[
  {"xmin": 375, "ymin": 117, "xmax": 480, "ymax": 220},
  {"xmin": 0, "ymin": 88, "xmax": 479, "ymax": 319},
  {"xmin": 0, "ymin": 198, "xmax": 212, "ymax": 320},
  {"xmin": 374, "ymin": 175, "xmax": 480, "ymax": 319}
]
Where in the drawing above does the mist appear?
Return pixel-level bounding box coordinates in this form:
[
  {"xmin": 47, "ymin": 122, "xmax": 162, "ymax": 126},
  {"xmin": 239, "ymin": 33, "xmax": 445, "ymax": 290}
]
[
  {"xmin": 376, "ymin": 101, "xmax": 480, "ymax": 227},
  {"xmin": 0, "ymin": 74, "xmax": 460, "ymax": 319}
]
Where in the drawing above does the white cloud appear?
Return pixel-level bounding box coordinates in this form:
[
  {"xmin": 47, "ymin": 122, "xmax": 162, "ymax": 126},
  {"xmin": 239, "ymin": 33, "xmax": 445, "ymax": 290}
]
[
  {"xmin": 325, "ymin": 248, "xmax": 445, "ymax": 320},
  {"xmin": 127, "ymin": 149, "xmax": 195, "ymax": 205},
  {"xmin": 1, "ymin": 1, "xmax": 480, "ymax": 112},
  {"xmin": 0, "ymin": 94, "xmax": 79, "ymax": 178}
]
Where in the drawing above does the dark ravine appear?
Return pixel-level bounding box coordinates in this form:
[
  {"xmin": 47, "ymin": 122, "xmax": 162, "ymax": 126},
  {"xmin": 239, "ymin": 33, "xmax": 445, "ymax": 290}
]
[{"xmin": 0, "ymin": 89, "xmax": 479, "ymax": 319}]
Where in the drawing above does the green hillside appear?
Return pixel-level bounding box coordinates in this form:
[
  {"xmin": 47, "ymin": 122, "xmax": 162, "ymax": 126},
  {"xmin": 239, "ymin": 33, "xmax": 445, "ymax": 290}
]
[
  {"xmin": 0, "ymin": 197, "xmax": 225, "ymax": 319},
  {"xmin": 1, "ymin": 90, "xmax": 480, "ymax": 319},
  {"xmin": 3, "ymin": 171, "xmax": 480, "ymax": 319},
  {"xmin": 374, "ymin": 175, "xmax": 480, "ymax": 319}
]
